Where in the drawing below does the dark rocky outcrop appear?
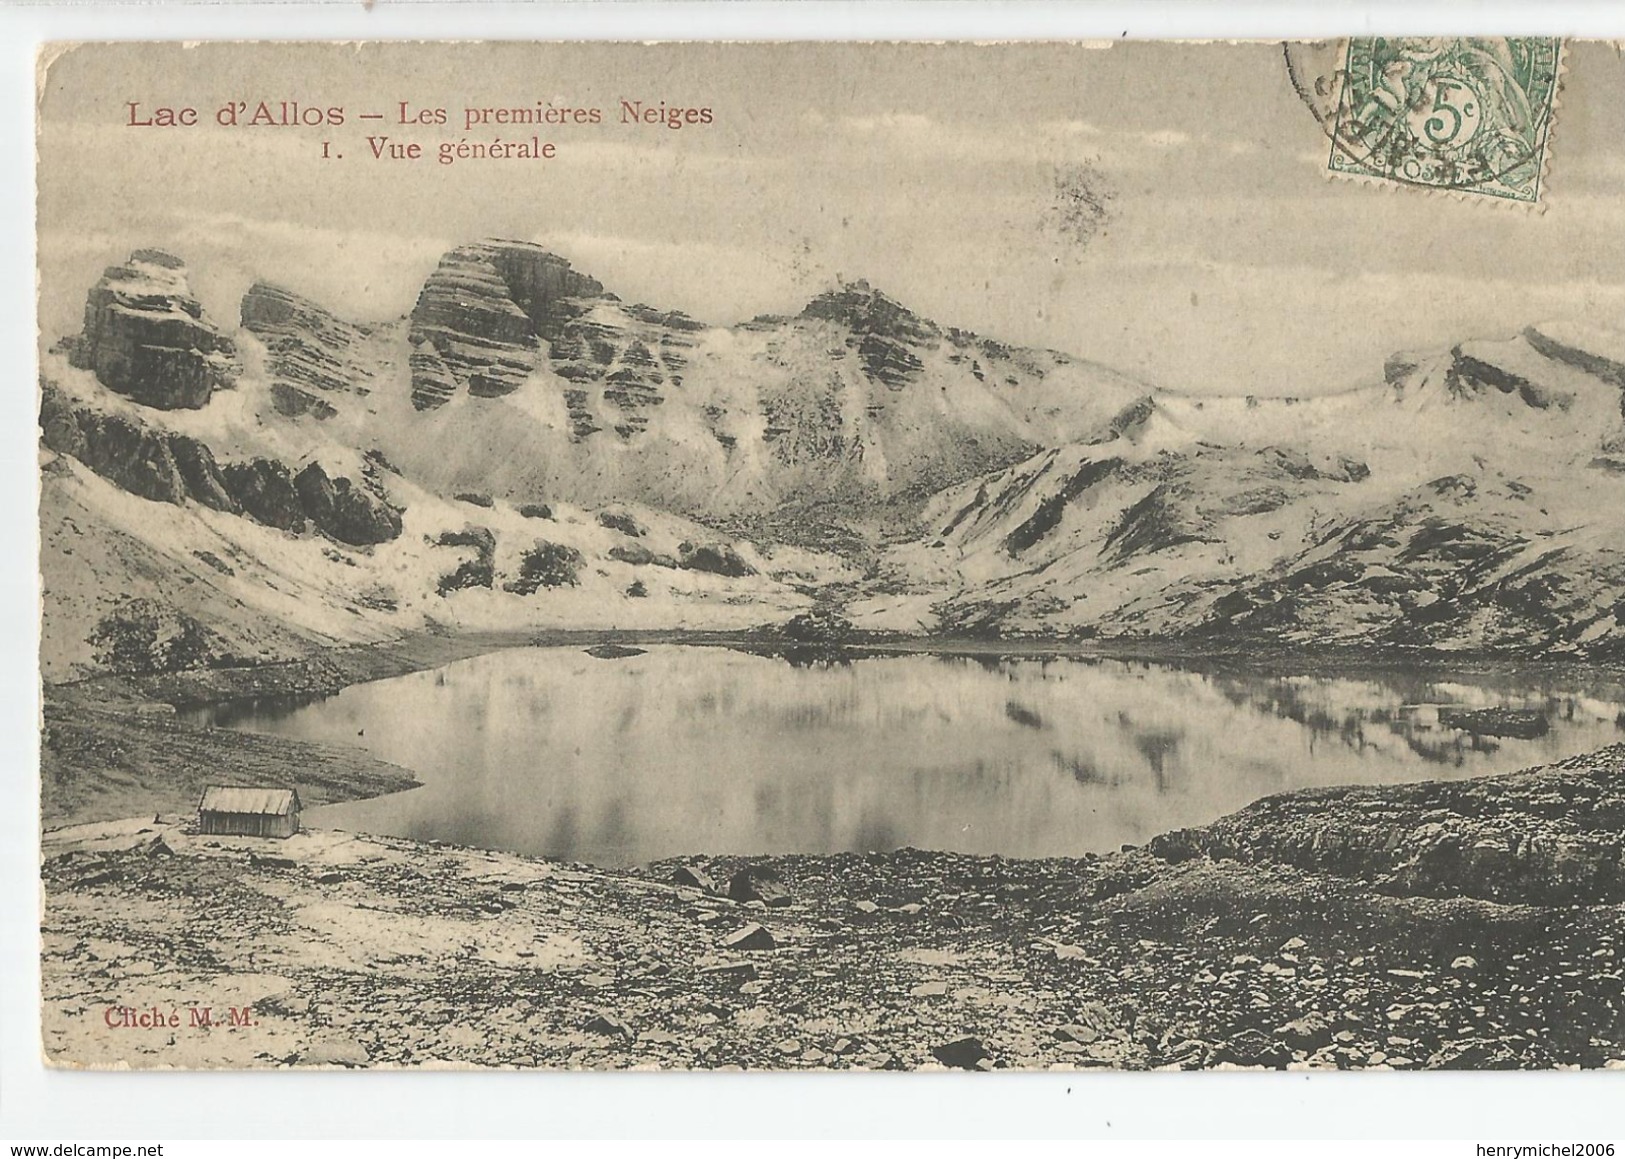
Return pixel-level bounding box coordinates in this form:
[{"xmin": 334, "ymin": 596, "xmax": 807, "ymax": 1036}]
[
  {"xmin": 597, "ymin": 510, "xmax": 645, "ymax": 538},
  {"xmin": 41, "ymin": 384, "xmax": 224, "ymax": 508},
  {"xmin": 503, "ymin": 541, "xmax": 584, "ymax": 595},
  {"xmin": 802, "ymin": 281, "xmax": 940, "ymax": 389},
  {"xmin": 856, "ymin": 333, "xmax": 926, "ymax": 390},
  {"xmin": 1102, "ymin": 482, "xmax": 1211, "ymax": 563},
  {"xmin": 781, "ymin": 608, "xmax": 855, "ymax": 642},
  {"xmin": 293, "ymin": 463, "xmax": 403, "ymax": 546},
  {"xmin": 1150, "ymin": 745, "xmax": 1625, "ymax": 907},
  {"xmin": 268, "ymin": 384, "xmax": 338, "ymax": 420},
  {"xmin": 220, "ymin": 459, "xmax": 304, "ymax": 531},
  {"xmin": 484, "ymin": 242, "xmax": 605, "ymax": 341},
  {"xmin": 677, "ymin": 541, "xmax": 756, "ymax": 578},
  {"xmin": 1004, "ymin": 457, "xmax": 1121, "ymax": 557},
  {"xmin": 68, "ymin": 251, "xmax": 236, "ymax": 410},
  {"xmin": 41, "ymin": 382, "xmax": 403, "ymax": 545},
  {"xmin": 1448, "ymin": 345, "xmax": 1572, "ymax": 411},
  {"xmin": 432, "ymin": 525, "xmax": 497, "ymax": 595}
]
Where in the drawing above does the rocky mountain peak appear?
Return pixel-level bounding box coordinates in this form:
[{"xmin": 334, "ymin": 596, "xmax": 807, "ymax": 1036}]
[
  {"xmin": 800, "ymin": 280, "xmax": 940, "ymax": 345},
  {"xmin": 477, "ymin": 240, "xmax": 605, "ymax": 339},
  {"xmin": 799, "ymin": 281, "xmax": 943, "ymax": 391},
  {"xmin": 408, "ymin": 239, "xmax": 606, "ymax": 410},
  {"xmin": 67, "ymin": 250, "xmax": 236, "ymax": 410}
]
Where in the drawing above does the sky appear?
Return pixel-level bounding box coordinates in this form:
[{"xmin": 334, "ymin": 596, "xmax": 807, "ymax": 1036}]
[{"xmin": 35, "ymin": 40, "xmax": 1625, "ymax": 397}]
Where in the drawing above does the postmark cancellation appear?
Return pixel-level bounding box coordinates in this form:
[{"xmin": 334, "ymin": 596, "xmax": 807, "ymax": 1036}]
[{"xmin": 1326, "ymin": 37, "xmax": 1565, "ymax": 206}]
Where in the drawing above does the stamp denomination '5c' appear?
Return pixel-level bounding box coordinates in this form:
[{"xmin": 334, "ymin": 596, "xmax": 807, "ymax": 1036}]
[{"xmin": 1328, "ymin": 37, "xmax": 1564, "ymax": 205}]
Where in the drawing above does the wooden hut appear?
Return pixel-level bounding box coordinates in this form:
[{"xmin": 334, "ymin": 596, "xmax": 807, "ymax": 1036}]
[{"xmin": 197, "ymin": 786, "xmax": 302, "ymax": 839}]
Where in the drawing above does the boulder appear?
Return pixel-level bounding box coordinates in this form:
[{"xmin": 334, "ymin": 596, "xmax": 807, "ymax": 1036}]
[
  {"xmin": 673, "ymin": 864, "xmax": 718, "ymax": 893},
  {"xmin": 298, "ymin": 1036, "xmax": 370, "ymax": 1068},
  {"xmin": 728, "ymin": 866, "xmax": 791, "ymax": 908},
  {"xmin": 720, "ymin": 923, "xmax": 776, "ymax": 952},
  {"xmin": 583, "ymin": 1013, "xmax": 633, "ymax": 1039},
  {"xmin": 1274, "ymin": 1013, "xmax": 1334, "ymax": 1053},
  {"xmin": 1214, "ymin": 1029, "xmax": 1292, "ymax": 1069},
  {"xmin": 1054, "ymin": 1023, "xmax": 1100, "ymax": 1046},
  {"xmin": 608, "ymin": 543, "xmax": 656, "ymax": 567},
  {"xmin": 931, "ymin": 1036, "xmax": 992, "ymax": 1071}
]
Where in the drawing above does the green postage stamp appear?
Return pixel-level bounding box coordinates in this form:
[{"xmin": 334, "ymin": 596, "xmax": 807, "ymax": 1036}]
[{"xmin": 1328, "ymin": 37, "xmax": 1565, "ymax": 205}]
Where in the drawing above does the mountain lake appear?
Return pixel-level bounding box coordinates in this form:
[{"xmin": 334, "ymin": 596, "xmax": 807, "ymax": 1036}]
[{"xmin": 187, "ymin": 645, "xmax": 1625, "ymax": 867}]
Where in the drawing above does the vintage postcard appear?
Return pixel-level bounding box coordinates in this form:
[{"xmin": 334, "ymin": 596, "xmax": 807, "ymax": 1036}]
[{"xmin": 36, "ymin": 40, "xmax": 1625, "ymax": 1072}]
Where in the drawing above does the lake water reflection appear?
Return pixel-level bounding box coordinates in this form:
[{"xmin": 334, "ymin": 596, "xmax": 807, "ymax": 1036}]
[{"xmin": 195, "ymin": 646, "xmax": 1625, "ymax": 866}]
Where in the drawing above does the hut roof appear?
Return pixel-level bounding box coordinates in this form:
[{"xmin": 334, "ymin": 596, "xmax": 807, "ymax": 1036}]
[{"xmin": 198, "ymin": 786, "xmax": 301, "ymax": 816}]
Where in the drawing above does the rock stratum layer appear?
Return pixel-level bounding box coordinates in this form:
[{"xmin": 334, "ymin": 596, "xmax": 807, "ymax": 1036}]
[
  {"xmin": 241, "ymin": 282, "xmax": 377, "ymax": 420},
  {"xmin": 67, "ymin": 250, "xmax": 237, "ymax": 410},
  {"xmin": 408, "ymin": 240, "xmax": 605, "ymax": 409}
]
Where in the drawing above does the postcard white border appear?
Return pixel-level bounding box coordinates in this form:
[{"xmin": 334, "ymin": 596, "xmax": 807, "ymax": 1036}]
[{"xmin": 7, "ymin": 0, "xmax": 1625, "ymax": 1142}]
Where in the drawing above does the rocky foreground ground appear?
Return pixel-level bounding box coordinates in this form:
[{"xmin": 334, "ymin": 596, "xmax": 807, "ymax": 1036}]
[{"xmin": 40, "ymin": 744, "xmax": 1625, "ymax": 1071}]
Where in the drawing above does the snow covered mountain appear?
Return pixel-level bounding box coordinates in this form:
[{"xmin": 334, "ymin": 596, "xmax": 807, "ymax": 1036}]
[
  {"xmin": 861, "ymin": 324, "xmax": 1625, "ymax": 658},
  {"xmin": 374, "ymin": 241, "xmax": 1151, "ymax": 518},
  {"xmin": 37, "ymin": 240, "xmax": 1625, "ymax": 678},
  {"xmin": 39, "ymin": 247, "xmax": 901, "ymax": 678}
]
